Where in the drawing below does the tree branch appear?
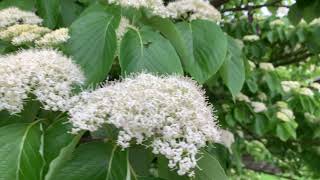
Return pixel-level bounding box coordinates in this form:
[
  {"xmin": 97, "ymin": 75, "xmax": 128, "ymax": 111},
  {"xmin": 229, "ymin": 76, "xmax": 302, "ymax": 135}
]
[
  {"xmin": 274, "ymin": 52, "xmax": 313, "ymax": 66},
  {"xmin": 242, "ymin": 155, "xmax": 295, "ymax": 180},
  {"xmin": 221, "ymin": 0, "xmax": 288, "ymax": 12},
  {"xmin": 210, "ymin": 0, "xmax": 230, "ymax": 8}
]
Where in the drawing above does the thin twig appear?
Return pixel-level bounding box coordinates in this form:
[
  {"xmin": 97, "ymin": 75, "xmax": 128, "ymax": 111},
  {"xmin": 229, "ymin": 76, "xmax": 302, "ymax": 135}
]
[{"xmin": 221, "ymin": 0, "xmax": 289, "ymax": 12}]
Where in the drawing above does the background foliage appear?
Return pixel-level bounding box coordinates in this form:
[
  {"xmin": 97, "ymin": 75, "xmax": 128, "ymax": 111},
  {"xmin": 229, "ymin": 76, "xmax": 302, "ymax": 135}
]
[{"xmin": 1, "ymin": 0, "xmax": 320, "ymax": 179}]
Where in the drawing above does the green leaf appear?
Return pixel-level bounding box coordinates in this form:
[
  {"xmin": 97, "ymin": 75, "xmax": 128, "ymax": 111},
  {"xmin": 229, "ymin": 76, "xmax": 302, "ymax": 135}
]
[
  {"xmin": 129, "ymin": 145, "xmax": 154, "ymax": 177},
  {"xmin": 195, "ymin": 150, "xmax": 228, "ymax": 180},
  {"xmin": 119, "ymin": 26, "xmax": 183, "ymax": 75},
  {"xmin": 264, "ymin": 72, "xmax": 281, "ymax": 96},
  {"xmin": 220, "ymin": 36, "xmax": 245, "ymax": 97},
  {"xmin": 158, "ymin": 156, "xmax": 188, "ymax": 180},
  {"xmin": 67, "ymin": 10, "xmax": 118, "ymax": 86},
  {"xmin": 36, "ymin": 0, "xmax": 60, "ymax": 28},
  {"xmin": 253, "ymin": 114, "xmax": 269, "ymax": 136},
  {"xmin": 276, "ymin": 122, "xmax": 297, "ymax": 141},
  {"xmin": 0, "ymin": 122, "xmax": 43, "ymax": 180},
  {"xmin": 175, "ymin": 20, "xmax": 228, "ymax": 83},
  {"xmin": 58, "ymin": 0, "xmax": 84, "ymax": 26},
  {"xmin": 288, "ymin": 4, "xmax": 303, "ymax": 25},
  {"xmin": 43, "ymin": 117, "xmax": 82, "ymax": 177},
  {"xmin": 234, "ymin": 106, "xmax": 250, "ymax": 123},
  {"xmin": 44, "ymin": 132, "xmax": 82, "ymax": 180},
  {"xmin": 0, "ymin": 98, "xmax": 41, "ymax": 127},
  {"xmin": 142, "ymin": 16, "xmax": 191, "ymax": 73},
  {"xmin": 49, "ymin": 142, "xmax": 128, "ymax": 180},
  {"xmin": 246, "ymin": 76, "xmax": 258, "ymax": 93},
  {"xmin": 0, "ymin": 0, "xmax": 35, "ymax": 10}
]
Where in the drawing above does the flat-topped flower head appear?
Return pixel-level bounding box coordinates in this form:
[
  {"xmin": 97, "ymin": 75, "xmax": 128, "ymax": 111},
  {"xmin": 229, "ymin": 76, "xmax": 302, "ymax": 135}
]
[
  {"xmin": 259, "ymin": 62, "xmax": 275, "ymax": 71},
  {"xmin": 109, "ymin": 0, "xmax": 171, "ymax": 18},
  {"xmin": 243, "ymin": 35, "xmax": 260, "ymax": 42},
  {"xmin": 251, "ymin": 101, "xmax": 267, "ymax": 113},
  {"xmin": 281, "ymin": 81, "xmax": 300, "ymax": 92},
  {"xmin": 167, "ymin": 0, "xmax": 221, "ymax": 21},
  {"xmin": 35, "ymin": 28, "xmax": 70, "ymax": 47},
  {"xmin": 0, "ymin": 49, "xmax": 85, "ymax": 114},
  {"xmin": 270, "ymin": 19, "xmax": 285, "ymax": 27},
  {"xmin": 69, "ymin": 73, "xmax": 220, "ymax": 176},
  {"xmin": 0, "ymin": 7, "xmax": 42, "ymax": 28},
  {"xmin": 0, "ymin": 24, "xmax": 50, "ymax": 46}
]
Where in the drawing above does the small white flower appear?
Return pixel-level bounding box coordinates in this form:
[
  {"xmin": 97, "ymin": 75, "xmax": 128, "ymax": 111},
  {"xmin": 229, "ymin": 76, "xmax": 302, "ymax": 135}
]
[
  {"xmin": 259, "ymin": 62, "xmax": 275, "ymax": 71},
  {"xmin": 250, "ymin": 101, "xmax": 267, "ymax": 113},
  {"xmin": 35, "ymin": 28, "xmax": 70, "ymax": 47},
  {"xmin": 243, "ymin": 35, "xmax": 260, "ymax": 42},
  {"xmin": 276, "ymin": 112, "xmax": 290, "ymax": 122},
  {"xmin": 236, "ymin": 93, "xmax": 250, "ymax": 103},
  {"xmin": 297, "ymin": 87, "xmax": 314, "ymax": 97},
  {"xmin": 218, "ymin": 129, "xmax": 234, "ymax": 152},
  {"xmin": 310, "ymin": 18, "xmax": 320, "ymax": 26},
  {"xmin": 0, "ymin": 7, "xmax": 42, "ymax": 28},
  {"xmin": 257, "ymin": 92, "xmax": 267, "ymax": 101},
  {"xmin": 166, "ymin": 0, "xmax": 221, "ymax": 22},
  {"xmin": 276, "ymin": 101, "xmax": 288, "ymax": 108},
  {"xmin": 69, "ymin": 73, "xmax": 220, "ymax": 176},
  {"xmin": 304, "ymin": 112, "xmax": 316, "ymax": 120},
  {"xmin": 270, "ymin": 19, "xmax": 285, "ymax": 27},
  {"xmin": 281, "ymin": 81, "xmax": 300, "ymax": 92},
  {"xmin": 248, "ymin": 60, "xmax": 256, "ymax": 70},
  {"xmin": 222, "ymin": 104, "xmax": 230, "ymax": 112},
  {"xmin": 310, "ymin": 83, "xmax": 320, "ymax": 92}
]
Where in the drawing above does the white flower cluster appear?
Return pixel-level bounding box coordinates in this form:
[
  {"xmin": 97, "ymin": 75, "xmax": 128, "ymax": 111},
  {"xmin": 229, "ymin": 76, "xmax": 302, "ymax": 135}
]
[
  {"xmin": 259, "ymin": 62, "xmax": 275, "ymax": 71},
  {"xmin": 0, "ymin": 24, "xmax": 50, "ymax": 46},
  {"xmin": 310, "ymin": 83, "xmax": 320, "ymax": 92},
  {"xmin": 297, "ymin": 87, "xmax": 314, "ymax": 97},
  {"xmin": 281, "ymin": 81, "xmax": 314, "ymax": 96},
  {"xmin": 310, "ymin": 18, "xmax": 320, "ymax": 26},
  {"xmin": 0, "ymin": 49, "xmax": 85, "ymax": 114},
  {"xmin": 109, "ymin": 0, "xmax": 172, "ymax": 18},
  {"xmin": 250, "ymin": 101, "xmax": 267, "ymax": 113},
  {"xmin": 269, "ymin": 19, "xmax": 285, "ymax": 27},
  {"xmin": 108, "ymin": 0, "xmax": 221, "ymax": 21},
  {"xmin": 236, "ymin": 93, "xmax": 251, "ymax": 103},
  {"xmin": 166, "ymin": 0, "xmax": 221, "ymax": 22},
  {"xmin": 243, "ymin": 35, "xmax": 260, "ymax": 42},
  {"xmin": 218, "ymin": 129, "xmax": 234, "ymax": 152},
  {"xmin": 236, "ymin": 93, "xmax": 267, "ymax": 112},
  {"xmin": 257, "ymin": 92, "xmax": 267, "ymax": 101},
  {"xmin": 69, "ymin": 73, "xmax": 220, "ymax": 176},
  {"xmin": 248, "ymin": 60, "xmax": 256, "ymax": 70},
  {"xmin": 0, "ymin": 7, "xmax": 42, "ymax": 28},
  {"xmin": 116, "ymin": 17, "xmax": 131, "ymax": 41},
  {"xmin": 275, "ymin": 101, "xmax": 295, "ymax": 122},
  {"xmin": 35, "ymin": 28, "xmax": 70, "ymax": 47},
  {"xmin": 281, "ymin": 81, "xmax": 300, "ymax": 92},
  {"xmin": 0, "ymin": 24, "xmax": 70, "ymax": 47}
]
